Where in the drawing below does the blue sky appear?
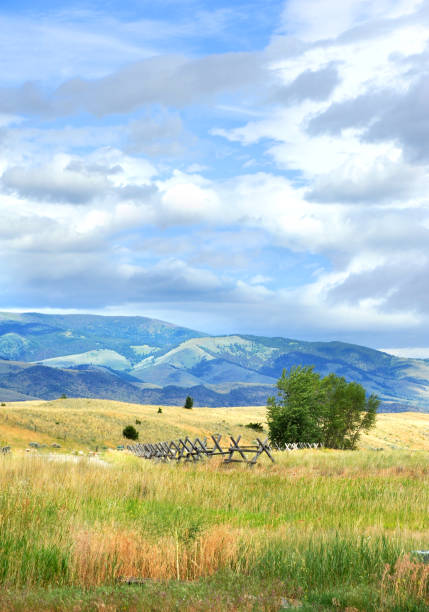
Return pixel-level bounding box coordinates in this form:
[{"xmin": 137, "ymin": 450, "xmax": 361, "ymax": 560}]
[{"xmin": 1, "ymin": 0, "xmax": 429, "ymax": 354}]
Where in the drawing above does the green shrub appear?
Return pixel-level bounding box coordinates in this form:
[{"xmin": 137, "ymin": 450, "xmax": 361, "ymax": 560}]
[{"xmin": 122, "ymin": 425, "xmax": 138, "ymax": 441}]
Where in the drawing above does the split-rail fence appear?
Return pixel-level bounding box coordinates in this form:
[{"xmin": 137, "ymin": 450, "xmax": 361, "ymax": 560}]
[
  {"xmin": 127, "ymin": 435, "xmax": 322, "ymax": 466},
  {"xmin": 127, "ymin": 434, "xmax": 274, "ymax": 466}
]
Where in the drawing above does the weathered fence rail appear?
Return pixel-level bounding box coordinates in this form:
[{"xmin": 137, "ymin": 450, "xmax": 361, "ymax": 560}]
[{"xmin": 127, "ymin": 434, "xmax": 275, "ymax": 466}]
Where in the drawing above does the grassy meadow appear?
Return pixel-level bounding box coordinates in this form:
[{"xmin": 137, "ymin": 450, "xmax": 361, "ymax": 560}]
[
  {"xmin": 0, "ymin": 397, "xmax": 429, "ymax": 450},
  {"xmin": 0, "ymin": 400, "xmax": 427, "ymax": 610}
]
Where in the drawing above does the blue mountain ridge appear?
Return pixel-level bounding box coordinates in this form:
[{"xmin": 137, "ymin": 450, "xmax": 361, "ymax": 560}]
[{"xmin": 0, "ymin": 312, "xmax": 428, "ymax": 410}]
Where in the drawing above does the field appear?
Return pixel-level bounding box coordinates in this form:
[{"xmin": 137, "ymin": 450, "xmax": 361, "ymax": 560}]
[
  {"xmin": 0, "ymin": 400, "xmax": 427, "ymax": 610},
  {"xmin": 1, "ymin": 398, "xmax": 429, "ymax": 450}
]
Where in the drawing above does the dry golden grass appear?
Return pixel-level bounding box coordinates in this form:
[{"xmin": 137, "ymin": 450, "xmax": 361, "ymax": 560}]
[
  {"xmin": 381, "ymin": 554, "xmax": 429, "ymax": 607},
  {"xmin": 362, "ymin": 411, "xmax": 429, "ymax": 449},
  {"xmin": 72, "ymin": 525, "xmax": 242, "ymax": 586},
  {"xmin": 0, "ymin": 398, "xmax": 428, "ymax": 451},
  {"xmin": 0, "ymin": 399, "xmax": 270, "ymax": 449}
]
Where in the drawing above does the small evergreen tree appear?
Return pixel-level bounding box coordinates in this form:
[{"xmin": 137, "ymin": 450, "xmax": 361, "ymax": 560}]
[
  {"xmin": 122, "ymin": 425, "xmax": 139, "ymax": 440},
  {"xmin": 184, "ymin": 395, "xmax": 194, "ymax": 409}
]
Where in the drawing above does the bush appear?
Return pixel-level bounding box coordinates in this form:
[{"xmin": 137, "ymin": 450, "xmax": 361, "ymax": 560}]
[
  {"xmin": 135, "ymin": 419, "xmax": 141, "ymax": 425},
  {"xmin": 245, "ymin": 422, "xmax": 264, "ymax": 432},
  {"xmin": 157, "ymin": 407, "xmax": 163, "ymax": 414},
  {"xmin": 184, "ymin": 396, "xmax": 193, "ymax": 409},
  {"xmin": 122, "ymin": 425, "xmax": 139, "ymax": 441}
]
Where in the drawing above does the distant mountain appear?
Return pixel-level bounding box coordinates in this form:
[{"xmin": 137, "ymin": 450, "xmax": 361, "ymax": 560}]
[
  {"xmin": 0, "ymin": 359, "xmax": 272, "ymax": 406},
  {"xmin": 0, "ymin": 311, "xmax": 428, "ymax": 410},
  {"xmin": 0, "ymin": 312, "xmax": 202, "ymax": 362}
]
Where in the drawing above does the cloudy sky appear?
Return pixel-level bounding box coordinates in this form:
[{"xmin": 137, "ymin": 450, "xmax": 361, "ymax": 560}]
[{"xmin": 1, "ymin": 0, "xmax": 429, "ymax": 351}]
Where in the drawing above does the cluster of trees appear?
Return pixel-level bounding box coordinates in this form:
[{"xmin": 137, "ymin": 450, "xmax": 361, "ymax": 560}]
[{"xmin": 267, "ymin": 366, "xmax": 378, "ymax": 449}]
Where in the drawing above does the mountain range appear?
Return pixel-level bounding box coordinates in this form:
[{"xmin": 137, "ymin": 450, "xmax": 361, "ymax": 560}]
[{"xmin": 1, "ymin": 311, "xmax": 429, "ymax": 411}]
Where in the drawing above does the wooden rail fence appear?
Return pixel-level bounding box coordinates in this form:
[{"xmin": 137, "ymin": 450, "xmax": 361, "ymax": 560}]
[
  {"xmin": 127, "ymin": 434, "xmax": 275, "ymax": 466},
  {"xmin": 272, "ymin": 442, "xmax": 322, "ymax": 451}
]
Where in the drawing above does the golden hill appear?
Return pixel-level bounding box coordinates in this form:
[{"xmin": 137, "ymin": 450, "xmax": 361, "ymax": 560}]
[{"xmin": 0, "ymin": 398, "xmax": 428, "ymax": 451}]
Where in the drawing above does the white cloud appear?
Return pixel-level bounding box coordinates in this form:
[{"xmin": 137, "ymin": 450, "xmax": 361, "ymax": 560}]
[
  {"xmin": 379, "ymin": 347, "xmax": 429, "ymax": 358},
  {"xmin": 2, "ymin": 0, "xmax": 429, "ymax": 346},
  {"xmin": 281, "ymin": 0, "xmax": 423, "ymax": 42},
  {"xmin": 157, "ymin": 171, "xmax": 222, "ymax": 225}
]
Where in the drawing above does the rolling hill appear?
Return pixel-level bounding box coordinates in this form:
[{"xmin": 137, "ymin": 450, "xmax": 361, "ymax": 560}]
[
  {"xmin": 1, "ymin": 311, "xmax": 429, "ymax": 410},
  {"xmin": 0, "ymin": 398, "xmax": 428, "ymax": 451}
]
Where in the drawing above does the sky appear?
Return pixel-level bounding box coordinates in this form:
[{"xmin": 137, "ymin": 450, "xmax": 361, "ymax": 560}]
[{"xmin": 1, "ymin": 0, "xmax": 429, "ymax": 352}]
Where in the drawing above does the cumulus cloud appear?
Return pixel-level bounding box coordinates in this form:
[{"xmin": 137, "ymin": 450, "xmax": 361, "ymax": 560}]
[
  {"xmin": 1, "ymin": 163, "xmax": 109, "ymax": 204},
  {"xmin": 306, "ymin": 157, "xmax": 427, "ymax": 203},
  {"xmin": 365, "ymin": 74, "xmax": 429, "ymax": 163},
  {"xmin": 0, "ymin": 82, "xmax": 51, "ymax": 115},
  {"xmin": 269, "ymin": 63, "xmax": 341, "ymax": 105},
  {"xmin": 0, "ymin": 149, "xmax": 158, "ymax": 205},
  {"xmin": 0, "ymin": 250, "xmax": 227, "ymax": 308},
  {"xmin": 52, "ymin": 51, "xmax": 268, "ymax": 116},
  {"xmin": 126, "ymin": 112, "xmax": 186, "ymax": 156},
  {"xmin": 326, "ymin": 253, "xmax": 429, "ymax": 317},
  {"xmin": 306, "ymin": 91, "xmax": 388, "ymax": 136},
  {"xmin": 3, "ymin": 0, "xmax": 429, "ymax": 348}
]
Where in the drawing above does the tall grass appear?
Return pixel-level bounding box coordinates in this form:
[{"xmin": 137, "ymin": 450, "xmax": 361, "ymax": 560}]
[
  {"xmin": 0, "ymin": 450, "xmax": 427, "ymax": 610},
  {"xmin": 381, "ymin": 554, "xmax": 429, "ymax": 610},
  {"xmin": 72, "ymin": 525, "xmax": 242, "ymax": 585}
]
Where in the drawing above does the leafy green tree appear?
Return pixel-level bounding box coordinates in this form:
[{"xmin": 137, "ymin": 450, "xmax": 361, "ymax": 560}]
[
  {"xmin": 122, "ymin": 425, "xmax": 139, "ymax": 440},
  {"xmin": 267, "ymin": 366, "xmax": 324, "ymax": 445},
  {"xmin": 184, "ymin": 395, "xmax": 194, "ymax": 409},
  {"xmin": 267, "ymin": 367, "xmax": 378, "ymax": 449},
  {"xmin": 320, "ymin": 374, "xmax": 378, "ymax": 449}
]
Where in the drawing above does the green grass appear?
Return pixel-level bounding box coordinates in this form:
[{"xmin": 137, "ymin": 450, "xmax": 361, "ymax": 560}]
[
  {"xmin": 0, "ymin": 449, "xmax": 427, "ymax": 610},
  {"xmin": 0, "ymin": 399, "xmax": 427, "ymax": 610}
]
